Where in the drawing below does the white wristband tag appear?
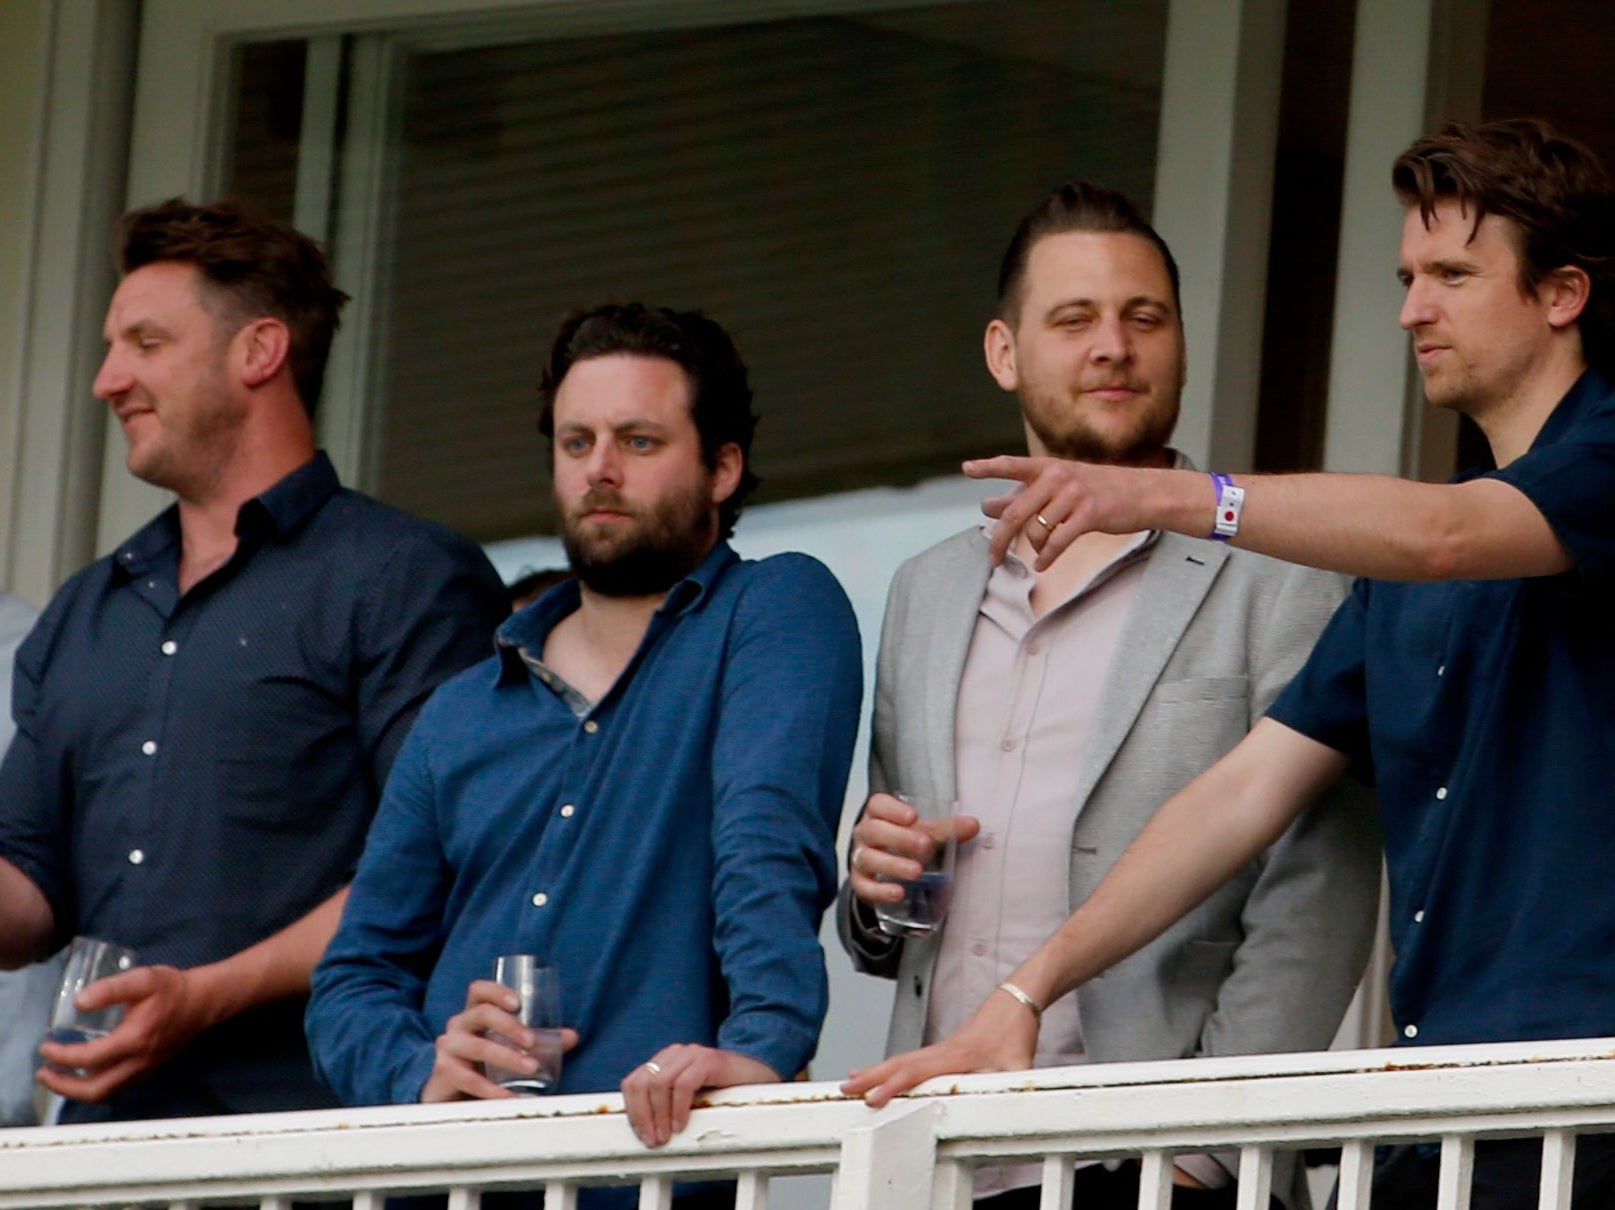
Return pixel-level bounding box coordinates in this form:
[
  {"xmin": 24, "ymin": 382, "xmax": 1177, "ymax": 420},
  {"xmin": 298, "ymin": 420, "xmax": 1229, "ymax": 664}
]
[{"xmin": 1209, "ymin": 473, "xmax": 1245, "ymax": 541}]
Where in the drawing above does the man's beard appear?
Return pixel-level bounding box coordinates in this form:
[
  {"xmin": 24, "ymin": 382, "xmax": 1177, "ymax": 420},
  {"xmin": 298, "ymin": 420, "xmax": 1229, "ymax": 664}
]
[
  {"xmin": 560, "ymin": 481, "xmax": 716, "ymax": 598},
  {"xmin": 1022, "ymin": 390, "xmax": 1177, "ymax": 468}
]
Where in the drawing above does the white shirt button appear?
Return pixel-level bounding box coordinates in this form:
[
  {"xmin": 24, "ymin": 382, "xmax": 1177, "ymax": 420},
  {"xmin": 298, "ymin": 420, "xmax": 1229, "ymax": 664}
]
[
  {"xmin": 1414, "ymin": 910, "xmax": 1425, "ymax": 923},
  {"xmin": 583, "ymin": 720, "xmax": 599, "ymax": 734},
  {"xmin": 560, "ymin": 804, "xmax": 576, "ymax": 818},
  {"xmin": 531, "ymin": 892, "xmax": 549, "ymax": 907},
  {"xmin": 980, "ymin": 833, "xmax": 996, "ymax": 850},
  {"xmin": 1435, "ymin": 787, "xmax": 1448, "ymax": 801},
  {"xmin": 161, "ymin": 640, "xmax": 177, "ymax": 656},
  {"xmin": 140, "ymin": 740, "xmax": 157, "ymax": 756},
  {"xmin": 969, "ymin": 942, "xmax": 987, "ymax": 957},
  {"xmin": 1436, "ymin": 664, "xmax": 1445, "ymax": 677},
  {"xmin": 1026, "ymin": 642, "xmax": 1042, "ymax": 656},
  {"xmin": 1404, "ymin": 1024, "xmax": 1418, "ymax": 1039},
  {"xmin": 1000, "ymin": 738, "xmax": 1017, "ymax": 753},
  {"xmin": 128, "ymin": 849, "xmax": 145, "ymax": 865}
]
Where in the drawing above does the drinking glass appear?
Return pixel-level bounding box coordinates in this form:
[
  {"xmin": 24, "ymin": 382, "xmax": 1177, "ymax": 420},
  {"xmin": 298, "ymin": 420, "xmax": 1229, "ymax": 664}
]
[
  {"xmin": 45, "ymin": 936, "xmax": 137, "ymax": 1076},
  {"xmin": 484, "ymin": 955, "xmax": 564, "ymax": 1095},
  {"xmin": 873, "ymin": 796, "xmax": 958, "ymax": 938}
]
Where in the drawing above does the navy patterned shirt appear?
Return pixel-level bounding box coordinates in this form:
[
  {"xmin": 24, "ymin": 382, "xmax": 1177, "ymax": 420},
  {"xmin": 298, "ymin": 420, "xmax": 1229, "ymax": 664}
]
[{"xmin": 0, "ymin": 452, "xmax": 507, "ymax": 1121}]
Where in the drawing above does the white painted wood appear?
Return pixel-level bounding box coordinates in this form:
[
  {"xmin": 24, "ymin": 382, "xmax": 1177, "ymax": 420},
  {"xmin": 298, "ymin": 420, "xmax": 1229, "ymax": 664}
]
[
  {"xmin": 1, "ymin": 1043, "xmax": 1615, "ymax": 1207},
  {"xmin": 1335, "ymin": 1139, "xmax": 1374, "ymax": 1210},
  {"xmin": 734, "ymin": 1171, "xmax": 769, "ymax": 1210},
  {"xmin": 544, "ymin": 1182, "xmax": 580, "ymax": 1210},
  {"xmin": 1036, "ymin": 1155, "xmax": 1072, "ymax": 1210},
  {"xmin": 1234, "ymin": 1146, "xmax": 1272, "ymax": 1210},
  {"xmin": 1138, "ymin": 1150, "xmax": 1174, "ymax": 1210},
  {"xmin": 352, "ymin": 1193, "xmax": 385, "ymax": 1210},
  {"xmin": 446, "ymin": 1188, "xmax": 480, "ymax": 1210},
  {"xmin": 8, "ymin": 0, "xmax": 138, "ymax": 597},
  {"xmin": 1436, "ymin": 1134, "xmax": 1474, "ymax": 1210},
  {"xmin": 832, "ymin": 1101, "xmax": 940, "ymax": 1210},
  {"xmin": 1152, "ymin": 0, "xmax": 1286, "ymax": 472},
  {"xmin": 637, "ymin": 1176, "xmax": 674, "ymax": 1210},
  {"xmin": 1321, "ymin": 0, "xmax": 1434, "ymax": 476},
  {"xmin": 1538, "ymin": 1130, "xmax": 1575, "ymax": 1210}
]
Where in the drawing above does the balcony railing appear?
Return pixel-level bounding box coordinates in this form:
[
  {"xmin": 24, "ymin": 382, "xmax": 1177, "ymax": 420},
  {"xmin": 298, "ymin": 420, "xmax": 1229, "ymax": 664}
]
[{"xmin": 4, "ymin": 1037, "xmax": 1614, "ymax": 1209}]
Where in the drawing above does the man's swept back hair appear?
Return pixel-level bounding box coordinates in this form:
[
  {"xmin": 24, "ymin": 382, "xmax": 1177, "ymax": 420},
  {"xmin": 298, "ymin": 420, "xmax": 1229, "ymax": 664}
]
[
  {"xmin": 537, "ymin": 303, "xmax": 760, "ymax": 540},
  {"xmin": 116, "ymin": 197, "xmax": 350, "ymax": 415},
  {"xmin": 996, "ymin": 181, "xmax": 1181, "ymax": 325},
  {"xmin": 1394, "ymin": 118, "xmax": 1615, "ymax": 369}
]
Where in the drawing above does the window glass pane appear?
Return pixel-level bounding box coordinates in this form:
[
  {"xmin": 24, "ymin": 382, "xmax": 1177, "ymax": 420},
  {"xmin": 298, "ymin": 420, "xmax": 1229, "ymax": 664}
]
[{"xmin": 230, "ymin": 2, "xmax": 1167, "ymax": 542}]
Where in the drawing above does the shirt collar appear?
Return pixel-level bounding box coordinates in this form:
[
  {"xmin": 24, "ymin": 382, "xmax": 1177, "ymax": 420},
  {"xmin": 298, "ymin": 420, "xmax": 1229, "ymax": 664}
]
[
  {"xmin": 112, "ymin": 451, "xmax": 342, "ymax": 580},
  {"xmin": 1453, "ymin": 366, "xmax": 1612, "ymax": 483},
  {"xmin": 494, "ymin": 540, "xmax": 739, "ymax": 684}
]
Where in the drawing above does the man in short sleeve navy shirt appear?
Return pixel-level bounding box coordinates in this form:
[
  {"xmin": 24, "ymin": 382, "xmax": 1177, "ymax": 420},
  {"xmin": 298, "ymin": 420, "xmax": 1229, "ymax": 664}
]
[
  {"xmin": 846, "ymin": 120, "xmax": 1615, "ymax": 1208},
  {"xmin": 0, "ymin": 199, "xmax": 506, "ymax": 1124}
]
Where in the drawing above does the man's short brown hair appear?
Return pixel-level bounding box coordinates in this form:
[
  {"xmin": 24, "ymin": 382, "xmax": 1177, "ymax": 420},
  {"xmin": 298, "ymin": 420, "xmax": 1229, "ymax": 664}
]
[{"xmin": 116, "ymin": 198, "xmax": 350, "ymax": 415}]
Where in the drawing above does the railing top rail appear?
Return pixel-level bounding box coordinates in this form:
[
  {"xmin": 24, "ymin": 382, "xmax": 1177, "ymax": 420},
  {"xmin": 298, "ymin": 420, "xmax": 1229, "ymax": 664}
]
[{"xmin": 2, "ymin": 1038, "xmax": 1613, "ymax": 1207}]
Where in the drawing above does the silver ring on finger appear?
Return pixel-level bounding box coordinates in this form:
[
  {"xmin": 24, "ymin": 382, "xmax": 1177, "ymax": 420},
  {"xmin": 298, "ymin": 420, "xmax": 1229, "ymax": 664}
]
[{"xmin": 644, "ymin": 1060, "xmax": 663, "ymax": 1075}]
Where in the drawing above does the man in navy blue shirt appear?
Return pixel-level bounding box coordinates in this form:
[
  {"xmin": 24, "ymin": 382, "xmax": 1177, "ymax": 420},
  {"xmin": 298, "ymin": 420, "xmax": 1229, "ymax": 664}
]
[
  {"xmin": 845, "ymin": 120, "xmax": 1615, "ymax": 1207},
  {"xmin": 0, "ymin": 199, "xmax": 507, "ymax": 1124},
  {"xmin": 308, "ymin": 304, "xmax": 862, "ymax": 1202}
]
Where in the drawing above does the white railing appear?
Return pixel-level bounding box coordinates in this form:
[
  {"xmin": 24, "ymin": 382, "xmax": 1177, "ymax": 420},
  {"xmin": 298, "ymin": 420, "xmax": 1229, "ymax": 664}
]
[{"xmin": 4, "ymin": 1038, "xmax": 1615, "ymax": 1209}]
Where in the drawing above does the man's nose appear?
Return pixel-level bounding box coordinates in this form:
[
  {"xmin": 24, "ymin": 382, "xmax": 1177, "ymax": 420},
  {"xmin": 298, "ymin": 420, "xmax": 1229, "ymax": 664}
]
[
  {"xmin": 1400, "ymin": 279, "xmax": 1434, "ymax": 330},
  {"xmin": 585, "ymin": 441, "xmax": 622, "ymax": 484},
  {"xmin": 92, "ymin": 348, "xmax": 129, "ymax": 402},
  {"xmin": 1089, "ymin": 314, "xmax": 1131, "ymax": 362}
]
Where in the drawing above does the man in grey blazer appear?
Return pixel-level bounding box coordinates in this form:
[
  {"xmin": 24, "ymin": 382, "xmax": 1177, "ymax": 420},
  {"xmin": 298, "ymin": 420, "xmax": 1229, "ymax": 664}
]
[{"xmin": 838, "ymin": 183, "xmax": 1381, "ymax": 1210}]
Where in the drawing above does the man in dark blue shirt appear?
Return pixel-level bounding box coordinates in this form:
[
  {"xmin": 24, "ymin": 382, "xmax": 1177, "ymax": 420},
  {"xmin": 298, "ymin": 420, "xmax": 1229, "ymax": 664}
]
[
  {"xmin": 307, "ymin": 304, "xmax": 862, "ymax": 1205},
  {"xmin": 845, "ymin": 120, "xmax": 1615, "ymax": 1207},
  {"xmin": 0, "ymin": 199, "xmax": 507, "ymax": 1124}
]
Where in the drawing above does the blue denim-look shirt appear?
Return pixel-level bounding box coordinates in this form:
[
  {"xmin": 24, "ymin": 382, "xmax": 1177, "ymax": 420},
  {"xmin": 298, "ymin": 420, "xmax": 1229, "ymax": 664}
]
[
  {"xmin": 1270, "ymin": 368, "xmax": 1615, "ymax": 1048},
  {"xmin": 0, "ymin": 453, "xmax": 508, "ymax": 1121},
  {"xmin": 308, "ymin": 542, "xmax": 862, "ymax": 1121}
]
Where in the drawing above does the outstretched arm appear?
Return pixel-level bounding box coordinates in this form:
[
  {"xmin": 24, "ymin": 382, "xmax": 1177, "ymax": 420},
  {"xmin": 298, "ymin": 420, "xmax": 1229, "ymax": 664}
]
[
  {"xmin": 843, "ymin": 718, "xmax": 1349, "ymax": 1106},
  {"xmin": 965, "ymin": 456, "xmax": 1570, "ymax": 581}
]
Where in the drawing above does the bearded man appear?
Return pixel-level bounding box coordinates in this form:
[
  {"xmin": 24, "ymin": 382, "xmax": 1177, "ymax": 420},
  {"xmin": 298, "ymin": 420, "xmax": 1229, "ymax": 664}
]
[
  {"xmin": 837, "ymin": 183, "xmax": 1380, "ymax": 1210},
  {"xmin": 307, "ymin": 303, "xmax": 862, "ymax": 1210}
]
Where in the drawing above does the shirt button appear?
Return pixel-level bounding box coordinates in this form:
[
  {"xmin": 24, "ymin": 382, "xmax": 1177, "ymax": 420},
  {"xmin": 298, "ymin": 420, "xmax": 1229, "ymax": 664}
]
[
  {"xmin": 140, "ymin": 740, "xmax": 158, "ymax": 756},
  {"xmin": 560, "ymin": 804, "xmax": 576, "ymax": 818},
  {"xmin": 160, "ymin": 640, "xmax": 177, "ymax": 656},
  {"xmin": 1436, "ymin": 664, "xmax": 1445, "ymax": 677},
  {"xmin": 128, "ymin": 849, "xmax": 145, "ymax": 865},
  {"xmin": 1026, "ymin": 642, "xmax": 1042, "ymax": 656},
  {"xmin": 1435, "ymin": 787, "xmax": 1448, "ymax": 801},
  {"xmin": 1414, "ymin": 910, "xmax": 1425, "ymax": 923},
  {"xmin": 1404, "ymin": 1024, "xmax": 1419, "ymax": 1039},
  {"xmin": 1000, "ymin": 738, "xmax": 1017, "ymax": 753},
  {"xmin": 531, "ymin": 892, "xmax": 549, "ymax": 907},
  {"xmin": 583, "ymin": 721, "xmax": 599, "ymax": 734},
  {"xmin": 969, "ymin": 942, "xmax": 987, "ymax": 957},
  {"xmin": 980, "ymin": 833, "xmax": 996, "ymax": 850}
]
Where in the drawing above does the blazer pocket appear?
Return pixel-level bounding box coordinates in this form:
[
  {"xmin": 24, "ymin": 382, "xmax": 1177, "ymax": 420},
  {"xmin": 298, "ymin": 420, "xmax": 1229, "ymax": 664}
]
[{"xmin": 1153, "ymin": 675, "xmax": 1250, "ymax": 704}]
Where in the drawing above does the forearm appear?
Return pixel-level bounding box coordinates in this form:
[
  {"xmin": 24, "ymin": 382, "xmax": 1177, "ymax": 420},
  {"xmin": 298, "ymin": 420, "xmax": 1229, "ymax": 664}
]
[
  {"xmin": 184, "ymin": 887, "xmax": 349, "ymax": 1030},
  {"xmin": 1007, "ymin": 721, "xmax": 1348, "ymax": 1010},
  {"xmin": 0, "ymin": 858, "xmax": 54, "ymax": 968}
]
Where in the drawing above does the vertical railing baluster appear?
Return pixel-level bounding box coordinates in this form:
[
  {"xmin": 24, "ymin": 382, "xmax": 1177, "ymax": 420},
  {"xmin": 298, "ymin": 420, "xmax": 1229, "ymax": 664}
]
[
  {"xmin": 544, "ymin": 1180, "xmax": 580, "ymax": 1210},
  {"xmin": 1037, "ymin": 1155, "xmax": 1073, "ymax": 1210},
  {"xmin": 1539, "ymin": 1130, "xmax": 1576, "ymax": 1210},
  {"xmin": 734, "ymin": 1171, "xmax": 769, "ymax": 1210},
  {"xmin": 1336, "ymin": 1139, "xmax": 1374, "ymax": 1210},
  {"xmin": 351, "ymin": 1191, "xmax": 385, "ymax": 1210},
  {"xmin": 1235, "ymin": 1145, "xmax": 1273, "ymax": 1210},
  {"xmin": 1436, "ymin": 1134, "xmax": 1474, "ymax": 1210},
  {"xmin": 1138, "ymin": 1151, "xmax": 1173, "ymax": 1210},
  {"xmin": 932, "ymin": 1159, "xmax": 974, "ymax": 1210},
  {"xmin": 446, "ymin": 1186, "xmax": 481, "ymax": 1210},
  {"xmin": 638, "ymin": 1175, "xmax": 675, "ymax": 1210}
]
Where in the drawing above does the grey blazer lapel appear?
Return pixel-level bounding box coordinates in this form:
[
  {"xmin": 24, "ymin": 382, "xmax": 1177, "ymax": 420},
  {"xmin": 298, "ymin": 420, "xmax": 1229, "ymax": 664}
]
[
  {"xmin": 916, "ymin": 531, "xmax": 992, "ymax": 806},
  {"xmin": 1069, "ymin": 534, "xmax": 1228, "ymax": 811}
]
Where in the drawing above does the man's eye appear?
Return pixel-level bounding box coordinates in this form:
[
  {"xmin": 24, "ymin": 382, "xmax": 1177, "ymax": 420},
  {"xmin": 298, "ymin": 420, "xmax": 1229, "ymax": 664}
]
[
  {"xmin": 627, "ymin": 436, "xmax": 657, "ymax": 452},
  {"xmin": 560, "ymin": 437, "xmax": 590, "ymax": 456}
]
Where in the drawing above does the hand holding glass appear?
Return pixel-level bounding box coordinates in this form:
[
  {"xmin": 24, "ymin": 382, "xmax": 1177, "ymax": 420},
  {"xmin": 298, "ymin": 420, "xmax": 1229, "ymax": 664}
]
[
  {"xmin": 484, "ymin": 955, "xmax": 564, "ymax": 1095},
  {"xmin": 873, "ymin": 797, "xmax": 958, "ymax": 938},
  {"xmin": 45, "ymin": 936, "xmax": 138, "ymax": 1076}
]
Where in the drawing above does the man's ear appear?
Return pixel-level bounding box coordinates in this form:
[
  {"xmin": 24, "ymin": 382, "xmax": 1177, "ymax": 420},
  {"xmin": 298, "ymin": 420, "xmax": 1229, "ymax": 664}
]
[
  {"xmin": 236, "ymin": 318, "xmax": 292, "ymax": 388},
  {"xmin": 984, "ymin": 318, "xmax": 1019, "ymax": 392},
  {"xmin": 710, "ymin": 442, "xmax": 744, "ymax": 506},
  {"xmin": 1542, "ymin": 264, "xmax": 1592, "ymax": 332}
]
